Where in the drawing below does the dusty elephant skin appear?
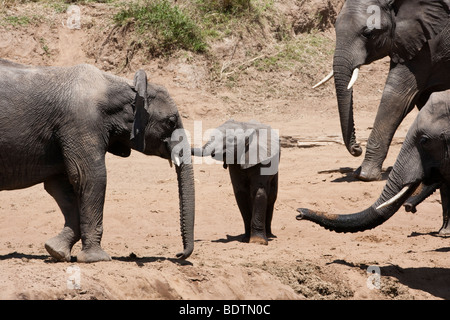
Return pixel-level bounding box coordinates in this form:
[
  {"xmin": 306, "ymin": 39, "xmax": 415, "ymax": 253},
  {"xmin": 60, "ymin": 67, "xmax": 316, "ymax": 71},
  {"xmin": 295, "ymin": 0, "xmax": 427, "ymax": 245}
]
[
  {"xmin": 0, "ymin": 59, "xmax": 195, "ymax": 263},
  {"xmin": 318, "ymin": 0, "xmax": 450, "ymax": 181},
  {"xmin": 297, "ymin": 90, "xmax": 450, "ymax": 236},
  {"xmin": 192, "ymin": 120, "xmax": 280, "ymax": 245}
]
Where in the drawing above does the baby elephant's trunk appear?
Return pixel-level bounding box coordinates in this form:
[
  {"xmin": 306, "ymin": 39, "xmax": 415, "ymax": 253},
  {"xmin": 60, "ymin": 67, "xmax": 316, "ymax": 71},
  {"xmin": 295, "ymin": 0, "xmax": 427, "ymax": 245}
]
[{"xmin": 191, "ymin": 147, "xmax": 204, "ymax": 157}]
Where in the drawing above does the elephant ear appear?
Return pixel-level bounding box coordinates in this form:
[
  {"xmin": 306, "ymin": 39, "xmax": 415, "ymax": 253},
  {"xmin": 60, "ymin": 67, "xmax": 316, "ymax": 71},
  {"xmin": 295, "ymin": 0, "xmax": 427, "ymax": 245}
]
[
  {"xmin": 131, "ymin": 69, "xmax": 150, "ymax": 153},
  {"xmin": 390, "ymin": 0, "xmax": 450, "ymax": 63},
  {"xmin": 239, "ymin": 121, "xmax": 280, "ymax": 172}
]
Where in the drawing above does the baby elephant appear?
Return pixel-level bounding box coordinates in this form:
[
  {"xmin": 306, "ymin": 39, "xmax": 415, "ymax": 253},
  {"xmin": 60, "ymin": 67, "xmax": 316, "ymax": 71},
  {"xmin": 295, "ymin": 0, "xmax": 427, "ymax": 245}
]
[{"xmin": 192, "ymin": 120, "xmax": 280, "ymax": 245}]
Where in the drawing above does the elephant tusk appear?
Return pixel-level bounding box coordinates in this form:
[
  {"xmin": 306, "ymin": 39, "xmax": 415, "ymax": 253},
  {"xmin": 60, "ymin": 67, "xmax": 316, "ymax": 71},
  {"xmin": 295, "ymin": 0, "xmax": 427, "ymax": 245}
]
[
  {"xmin": 312, "ymin": 71, "xmax": 334, "ymax": 89},
  {"xmin": 347, "ymin": 68, "xmax": 359, "ymax": 90},
  {"xmin": 173, "ymin": 154, "xmax": 181, "ymax": 167},
  {"xmin": 376, "ymin": 185, "xmax": 411, "ymax": 210}
]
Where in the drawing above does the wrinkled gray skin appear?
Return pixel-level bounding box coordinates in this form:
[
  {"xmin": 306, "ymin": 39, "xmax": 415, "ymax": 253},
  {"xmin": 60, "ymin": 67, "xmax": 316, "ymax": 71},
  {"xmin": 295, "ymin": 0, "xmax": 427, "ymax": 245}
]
[
  {"xmin": 0, "ymin": 59, "xmax": 195, "ymax": 262},
  {"xmin": 297, "ymin": 90, "xmax": 450, "ymax": 236},
  {"xmin": 192, "ymin": 120, "xmax": 280, "ymax": 245},
  {"xmin": 332, "ymin": 0, "xmax": 450, "ymax": 181}
]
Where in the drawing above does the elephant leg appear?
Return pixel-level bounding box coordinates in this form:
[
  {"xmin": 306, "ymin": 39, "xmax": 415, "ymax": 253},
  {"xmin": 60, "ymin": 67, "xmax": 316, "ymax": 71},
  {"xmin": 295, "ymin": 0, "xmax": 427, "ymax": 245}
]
[
  {"xmin": 64, "ymin": 150, "xmax": 111, "ymax": 263},
  {"xmin": 249, "ymin": 185, "xmax": 268, "ymax": 245},
  {"xmin": 439, "ymin": 184, "xmax": 450, "ymax": 236},
  {"xmin": 228, "ymin": 165, "xmax": 252, "ymax": 242},
  {"xmin": 356, "ymin": 63, "xmax": 420, "ymax": 181},
  {"xmin": 44, "ymin": 175, "xmax": 81, "ymax": 262},
  {"xmin": 265, "ymin": 173, "xmax": 278, "ymax": 238}
]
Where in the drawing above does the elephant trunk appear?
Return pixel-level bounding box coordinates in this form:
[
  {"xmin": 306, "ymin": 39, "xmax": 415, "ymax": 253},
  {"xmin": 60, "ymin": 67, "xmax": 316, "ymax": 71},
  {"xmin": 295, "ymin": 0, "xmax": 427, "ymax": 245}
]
[
  {"xmin": 174, "ymin": 161, "xmax": 195, "ymax": 259},
  {"xmin": 297, "ymin": 134, "xmax": 423, "ymax": 232},
  {"xmin": 191, "ymin": 140, "xmax": 216, "ymax": 158},
  {"xmin": 333, "ymin": 51, "xmax": 362, "ymax": 157},
  {"xmin": 170, "ymin": 132, "xmax": 195, "ymax": 259},
  {"xmin": 296, "ymin": 185, "xmax": 418, "ymax": 233}
]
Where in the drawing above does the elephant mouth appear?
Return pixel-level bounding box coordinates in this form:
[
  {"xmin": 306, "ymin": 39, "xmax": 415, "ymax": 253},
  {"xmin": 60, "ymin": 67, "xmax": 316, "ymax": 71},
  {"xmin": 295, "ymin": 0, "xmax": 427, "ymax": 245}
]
[{"xmin": 165, "ymin": 136, "xmax": 189, "ymax": 168}]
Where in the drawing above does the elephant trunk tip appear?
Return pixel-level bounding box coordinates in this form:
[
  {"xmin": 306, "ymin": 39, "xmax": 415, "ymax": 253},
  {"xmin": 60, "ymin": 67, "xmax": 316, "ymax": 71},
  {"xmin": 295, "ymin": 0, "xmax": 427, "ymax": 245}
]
[
  {"xmin": 296, "ymin": 208, "xmax": 308, "ymax": 220},
  {"xmin": 403, "ymin": 202, "xmax": 417, "ymax": 213},
  {"xmin": 350, "ymin": 144, "xmax": 362, "ymax": 157},
  {"xmin": 176, "ymin": 247, "xmax": 193, "ymax": 260}
]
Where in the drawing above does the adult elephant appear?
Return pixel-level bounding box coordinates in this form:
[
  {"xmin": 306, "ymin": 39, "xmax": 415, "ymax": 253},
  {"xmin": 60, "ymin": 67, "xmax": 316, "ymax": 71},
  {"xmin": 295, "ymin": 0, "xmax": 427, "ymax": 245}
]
[
  {"xmin": 314, "ymin": 0, "xmax": 450, "ymax": 181},
  {"xmin": 296, "ymin": 90, "xmax": 450, "ymax": 236},
  {"xmin": 0, "ymin": 59, "xmax": 195, "ymax": 263}
]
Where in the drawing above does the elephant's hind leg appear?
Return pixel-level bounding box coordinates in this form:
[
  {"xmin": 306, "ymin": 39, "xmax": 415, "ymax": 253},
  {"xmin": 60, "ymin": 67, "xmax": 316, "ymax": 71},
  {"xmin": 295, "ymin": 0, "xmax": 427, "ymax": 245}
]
[
  {"xmin": 439, "ymin": 184, "xmax": 450, "ymax": 236},
  {"xmin": 44, "ymin": 175, "xmax": 81, "ymax": 262},
  {"xmin": 265, "ymin": 173, "xmax": 278, "ymax": 239}
]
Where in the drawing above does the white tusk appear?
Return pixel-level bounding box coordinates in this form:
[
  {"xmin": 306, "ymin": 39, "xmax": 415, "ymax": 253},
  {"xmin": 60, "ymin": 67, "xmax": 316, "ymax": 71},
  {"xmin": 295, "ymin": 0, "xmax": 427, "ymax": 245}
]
[
  {"xmin": 376, "ymin": 185, "xmax": 411, "ymax": 210},
  {"xmin": 168, "ymin": 159, "xmax": 173, "ymax": 168},
  {"xmin": 312, "ymin": 71, "xmax": 334, "ymax": 89},
  {"xmin": 347, "ymin": 68, "xmax": 359, "ymax": 90},
  {"xmin": 173, "ymin": 155, "xmax": 181, "ymax": 167}
]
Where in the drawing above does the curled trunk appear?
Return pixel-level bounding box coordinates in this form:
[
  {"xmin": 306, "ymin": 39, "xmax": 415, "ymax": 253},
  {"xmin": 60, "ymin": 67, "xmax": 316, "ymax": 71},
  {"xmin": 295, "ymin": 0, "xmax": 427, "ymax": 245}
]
[
  {"xmin": 333, "ymin": 54, "xmax": 362, "ymax": 157},
  {"xmin": 404, "ymin": 182, "xmax": 441, "ymax": 213}
]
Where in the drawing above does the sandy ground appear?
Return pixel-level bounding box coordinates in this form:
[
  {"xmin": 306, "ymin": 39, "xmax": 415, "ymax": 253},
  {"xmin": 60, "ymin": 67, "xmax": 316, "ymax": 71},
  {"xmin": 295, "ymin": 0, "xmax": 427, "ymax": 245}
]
[{"xmin": 0, "ymin": 2, "xmax": 449, "ymax": 301}]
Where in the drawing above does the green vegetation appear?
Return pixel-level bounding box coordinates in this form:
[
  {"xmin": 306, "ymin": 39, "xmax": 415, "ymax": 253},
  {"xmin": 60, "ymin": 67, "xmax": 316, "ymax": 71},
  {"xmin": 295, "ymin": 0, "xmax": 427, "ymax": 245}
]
[
  {"xmin": 190, "ymin": 0, "xmax": 275, "ymax": 40},
  {"xmin": 112, "ymin": 0, "xmax": 277, "ymax": 56},
  {"xmin": 253, "ymin": 32, "xmax": 334, "ymax": 72},
  {"xmin": 114, "ymin": 0, "xmax": 207, "ymax": 56},
  {"xmin": 3, "ymin": 15, "xmax": 30, "ymax": 26},
  {"xmin": 0, "ymin": 0, "xmax": 336, "ymax": 87}
]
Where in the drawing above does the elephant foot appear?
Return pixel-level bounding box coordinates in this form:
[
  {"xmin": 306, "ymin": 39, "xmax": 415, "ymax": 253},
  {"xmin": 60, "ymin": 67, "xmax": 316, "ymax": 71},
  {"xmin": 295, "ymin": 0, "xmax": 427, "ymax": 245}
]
[
  {"xmin": 249, "ymin": 235, "xmax": 268, "ymax": 245},
  {"xmin": 45, "ymin": 238, "xmax": 72, "ymax": 262},
  {"xmin": 438, "ymin": 223, "xmax": 450, "ymax": 237},
  {"xmin": 45, "ymin": 229, "xmax": 79, "ymax": 262},
  {"xmin": 77, "ymin": 246, "xmax": 111, "ymax": 263},
  {"xmin": 354, "ymin": 165, "xmax": 382, "ymax": 182}
]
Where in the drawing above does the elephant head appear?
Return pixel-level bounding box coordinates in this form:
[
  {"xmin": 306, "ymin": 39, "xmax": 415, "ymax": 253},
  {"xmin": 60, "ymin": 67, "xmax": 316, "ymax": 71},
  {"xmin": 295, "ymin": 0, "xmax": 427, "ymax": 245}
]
[
  {"xmin": 128, "ymin": 70, "xmax": 195, "ymax": 259},
  {"xmin": 297, "ymin": 90, "xmax": 450, "ymax": 233},
  {"xmin": 191, "ymin": 120, "xmax": 279, "ymax": 174},
  {"xmin": 317, "ymin": 0, "xmax": 450, "ymax": 158}
]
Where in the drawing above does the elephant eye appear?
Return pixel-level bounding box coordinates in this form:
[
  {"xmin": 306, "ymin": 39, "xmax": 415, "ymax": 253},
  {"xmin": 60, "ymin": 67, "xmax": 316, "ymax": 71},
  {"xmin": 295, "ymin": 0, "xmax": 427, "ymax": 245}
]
[
  {"xmin": 420, "ymin": 136, "xmax": 429, "ymax": 146},
  {"xmin": 362, "ymin": 27, "xmax": 375, "ymax": 39},
  {"xmin": 166, "ymin": 115, "xmax": 177, "ymax": 127}
]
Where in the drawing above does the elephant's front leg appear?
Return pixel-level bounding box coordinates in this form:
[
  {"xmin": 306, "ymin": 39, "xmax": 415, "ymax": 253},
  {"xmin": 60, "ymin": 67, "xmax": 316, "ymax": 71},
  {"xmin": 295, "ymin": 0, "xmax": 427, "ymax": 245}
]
[
  {"xmin": 228, "ymin": 165, "xmax": 252, "ymax": 242},
  {"xmin": 65, "ymin": 153, "xmax": 111, "ymax": 263},
  {"xmin": 356, "ymin": 63, "xmax": 420, "ymax": 181},
  {"xmin": 439, "ymin": 184, "xmax": 450, "ymax": 236},
  {"xmin": 44, "ymin": 175, "xmax": 81, "ymax": 262},
  {"xmin": 250, "ymin": 186, "xmax": 269, "ymax": 245}
]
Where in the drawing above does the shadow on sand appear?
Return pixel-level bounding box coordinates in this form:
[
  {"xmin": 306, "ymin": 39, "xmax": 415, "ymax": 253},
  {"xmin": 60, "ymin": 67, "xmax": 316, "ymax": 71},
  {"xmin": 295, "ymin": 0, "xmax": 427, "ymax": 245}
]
[{"xmin": 330, "ymin": 258, "xmax": 450, "ymax": 299}]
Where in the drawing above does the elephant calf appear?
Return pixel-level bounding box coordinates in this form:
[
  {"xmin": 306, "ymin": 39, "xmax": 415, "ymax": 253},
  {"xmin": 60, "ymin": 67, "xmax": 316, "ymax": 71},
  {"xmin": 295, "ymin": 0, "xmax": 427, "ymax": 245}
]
[{"xmin": 192, "ymin": 120, "xmax": 280, "ymax": 245}]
